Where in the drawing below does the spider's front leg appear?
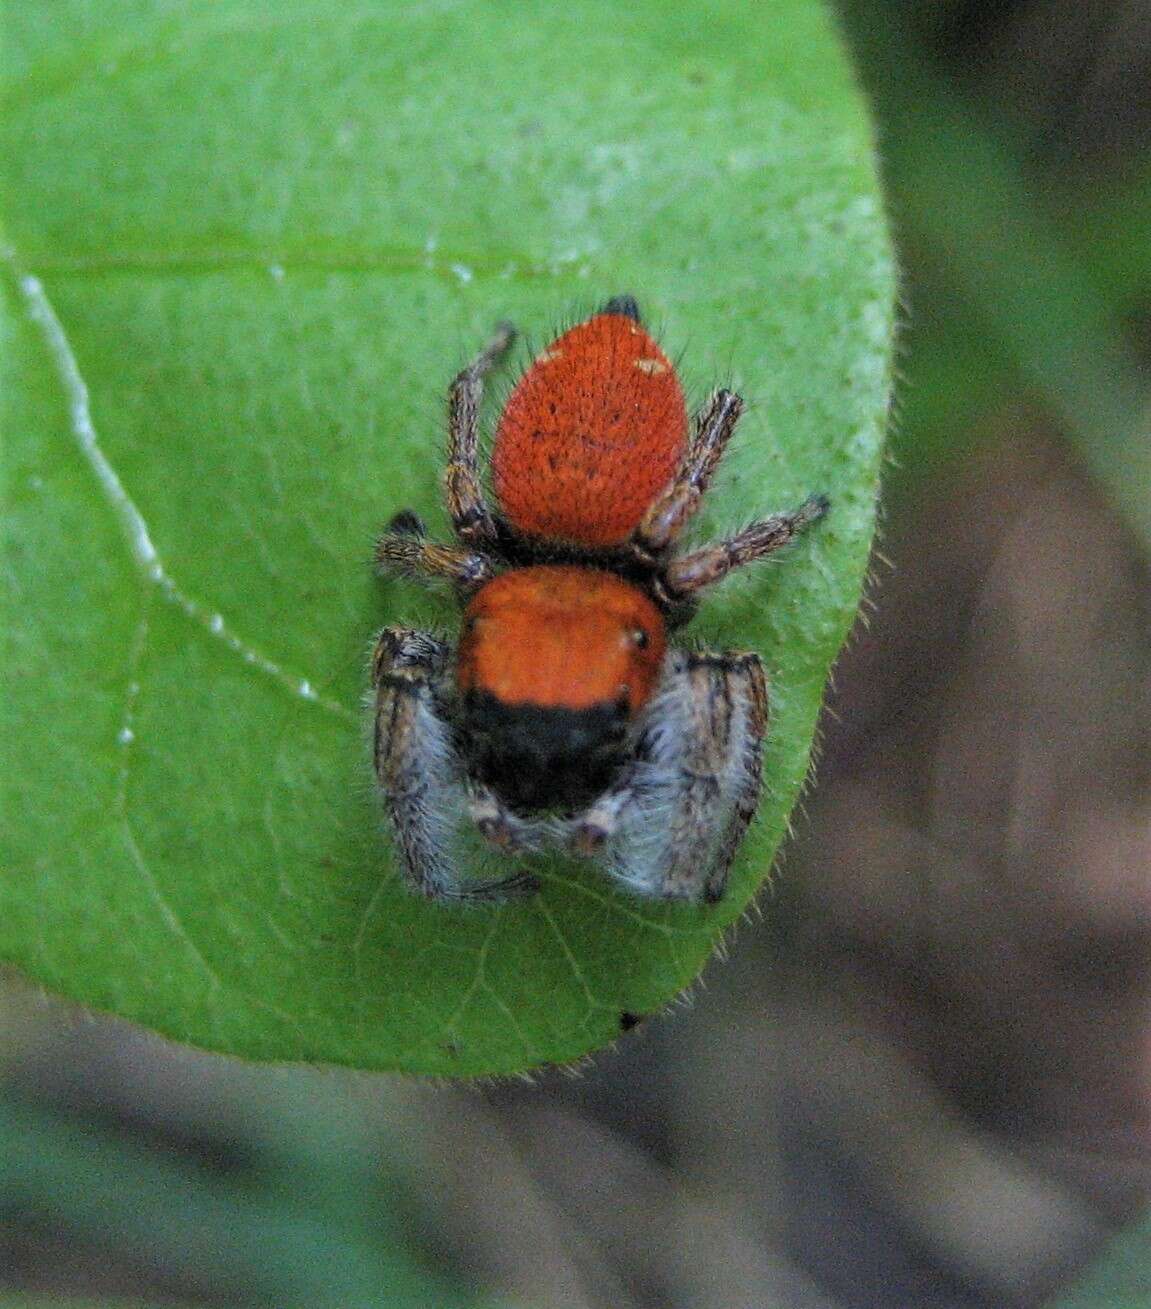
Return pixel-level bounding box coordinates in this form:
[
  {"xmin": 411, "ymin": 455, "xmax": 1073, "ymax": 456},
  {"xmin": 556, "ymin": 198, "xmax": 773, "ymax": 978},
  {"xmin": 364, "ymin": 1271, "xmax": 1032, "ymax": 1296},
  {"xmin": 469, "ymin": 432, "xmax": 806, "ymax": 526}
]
[
  {"xmin": 371, "ymin": 626, "xmax": 536, "ymax": 901},
  {"xmin": 568, "ymin": 649, "xmax": 768, "ymax": 903}
]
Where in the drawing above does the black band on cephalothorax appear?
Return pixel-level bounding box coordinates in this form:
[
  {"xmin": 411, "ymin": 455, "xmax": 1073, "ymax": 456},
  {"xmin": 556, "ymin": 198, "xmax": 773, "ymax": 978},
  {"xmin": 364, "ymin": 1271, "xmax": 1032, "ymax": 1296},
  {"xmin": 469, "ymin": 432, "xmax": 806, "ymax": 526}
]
[{"xmin": 459, "ymin": 690, "xmax": 629, "ymax": 812}]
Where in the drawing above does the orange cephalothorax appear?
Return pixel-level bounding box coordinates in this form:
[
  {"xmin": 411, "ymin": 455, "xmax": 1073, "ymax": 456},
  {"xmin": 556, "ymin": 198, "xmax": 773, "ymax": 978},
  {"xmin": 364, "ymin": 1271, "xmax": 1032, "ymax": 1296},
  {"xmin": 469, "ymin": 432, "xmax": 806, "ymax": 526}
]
[
  {"xmin": 455, "ymin": 565, "xmax": 668, "ymax": 812},
  {"xmin": 456, "ymin": 566, "xmax": 667, "ymax": 714},
  {"xmin": 491, "ymin": 311, "xmax": 688, "ymax": 548}
]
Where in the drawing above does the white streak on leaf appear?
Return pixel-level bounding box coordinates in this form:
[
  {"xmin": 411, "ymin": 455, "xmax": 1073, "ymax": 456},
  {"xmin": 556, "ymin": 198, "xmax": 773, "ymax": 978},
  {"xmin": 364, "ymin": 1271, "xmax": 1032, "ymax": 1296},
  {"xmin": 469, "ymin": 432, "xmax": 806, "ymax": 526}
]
[{"xmin": 14, "ymin": 265, "xmax": 355, "ymax": 724}]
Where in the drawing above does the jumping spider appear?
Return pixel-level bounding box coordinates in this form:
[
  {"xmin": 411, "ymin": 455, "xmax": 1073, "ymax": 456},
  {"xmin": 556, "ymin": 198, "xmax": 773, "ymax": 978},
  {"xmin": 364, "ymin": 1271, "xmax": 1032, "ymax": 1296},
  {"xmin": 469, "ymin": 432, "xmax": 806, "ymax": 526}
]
[{"xmin": 371, "ymin": 296, "xmax": 827, "ymax": 903}]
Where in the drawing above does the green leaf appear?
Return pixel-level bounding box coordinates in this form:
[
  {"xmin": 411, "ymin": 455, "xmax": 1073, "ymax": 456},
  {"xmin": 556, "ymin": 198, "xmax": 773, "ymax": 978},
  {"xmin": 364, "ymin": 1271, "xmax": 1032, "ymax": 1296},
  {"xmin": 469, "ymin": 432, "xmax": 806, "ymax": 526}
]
[{"xmin": 1, "ymin": 0, "xmax": 894, "ymax": 1074}]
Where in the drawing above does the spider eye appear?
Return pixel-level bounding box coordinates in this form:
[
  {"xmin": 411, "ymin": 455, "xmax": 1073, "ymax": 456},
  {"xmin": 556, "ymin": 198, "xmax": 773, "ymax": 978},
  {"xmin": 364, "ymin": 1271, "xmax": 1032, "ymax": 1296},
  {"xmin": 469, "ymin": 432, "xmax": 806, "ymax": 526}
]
[{"xmin": 630, "ymin": 627, "xmax": 650, "ymax": 650}]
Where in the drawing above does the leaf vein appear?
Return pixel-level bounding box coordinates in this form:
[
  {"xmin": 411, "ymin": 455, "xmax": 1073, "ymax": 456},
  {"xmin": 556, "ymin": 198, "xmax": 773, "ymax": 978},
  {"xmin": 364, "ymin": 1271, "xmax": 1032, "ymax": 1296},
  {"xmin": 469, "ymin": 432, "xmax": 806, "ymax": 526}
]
[
  {"xmin": 535, "ymin": 900, "xmax": 599, "ymax": 1019},
  {"xmin": 8, "ymin": 253, "xmax": 356, "ymax": 724},
  {"xmin": 23, "ymin": 247, "xmax": 577, "ymax": 284},
  {"xmin": 121, "ymin": 819, "xmax": 221, "ymax": 989}
]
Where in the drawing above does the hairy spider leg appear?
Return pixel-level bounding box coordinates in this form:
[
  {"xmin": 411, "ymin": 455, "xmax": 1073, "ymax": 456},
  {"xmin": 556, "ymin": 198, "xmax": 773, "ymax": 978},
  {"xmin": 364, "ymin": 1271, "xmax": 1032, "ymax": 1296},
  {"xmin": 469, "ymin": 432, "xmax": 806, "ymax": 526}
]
[
  {"xmin": 566, "ymin": 648, "xmax": 768, "ymax": 902},
  {"xmin": 446, "ymin": 320, "xmax": 517, "ymax": 546},
  {"xmin": 632, "ymin": 388, "xmax": 746, "ymax": 557},
  {"xmin": 371, "ymin": 626, "xmax": 537, "ymax": 901},
  {"xmin": 374, "ymin": 510, "xmax": 494, "ymax": 593},
  {"xmin": 663, "ymin": 494, "xmax": 830, "ymax": 598}
]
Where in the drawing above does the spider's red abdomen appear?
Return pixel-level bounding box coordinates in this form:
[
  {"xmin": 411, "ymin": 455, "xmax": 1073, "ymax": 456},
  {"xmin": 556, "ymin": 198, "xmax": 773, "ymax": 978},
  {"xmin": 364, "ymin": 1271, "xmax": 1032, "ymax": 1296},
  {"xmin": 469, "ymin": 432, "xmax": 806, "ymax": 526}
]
[{"xmin": 491, "ymin": 311, "xmax": 688, "ymax": 548}]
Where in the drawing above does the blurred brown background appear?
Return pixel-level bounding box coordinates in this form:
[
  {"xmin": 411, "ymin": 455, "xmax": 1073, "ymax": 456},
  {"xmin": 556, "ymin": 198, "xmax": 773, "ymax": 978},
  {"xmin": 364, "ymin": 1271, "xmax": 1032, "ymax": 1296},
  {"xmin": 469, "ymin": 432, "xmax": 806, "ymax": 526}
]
[{"xmin": 4, "ymin": 2, "xmax": 1150, "ymax": 1306}]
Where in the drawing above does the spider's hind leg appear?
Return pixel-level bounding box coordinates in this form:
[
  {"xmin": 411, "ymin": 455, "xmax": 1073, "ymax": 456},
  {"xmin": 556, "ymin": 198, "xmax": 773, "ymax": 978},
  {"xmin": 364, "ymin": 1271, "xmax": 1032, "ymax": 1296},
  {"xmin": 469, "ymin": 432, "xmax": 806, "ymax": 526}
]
[
  {"xmin": 446, "ymin": 320, "xmax": 517, "ymax": 547},
  {"xmin": 568, "ymin": 648, "xmax": 768, "ymax": 903},
  {"xmin": 371, "ymin": 627, "xmax": 536, "ymax": 901},
  {"xmin": 631, "ymin": 389, "xmax": 746, "ymax": 559}
]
